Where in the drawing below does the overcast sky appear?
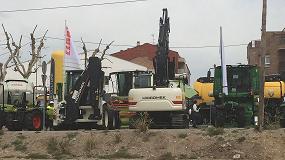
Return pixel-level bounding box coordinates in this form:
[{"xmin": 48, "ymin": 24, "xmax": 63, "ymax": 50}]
[{"xmin": 0, "ymin": 0, "xmax": 285, "ymax": 83}]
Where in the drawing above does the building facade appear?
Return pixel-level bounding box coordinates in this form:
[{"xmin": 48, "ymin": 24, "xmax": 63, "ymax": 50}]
[{"xmin": 247, "ymin": 29, "xmax": 285, "ymax": 77}]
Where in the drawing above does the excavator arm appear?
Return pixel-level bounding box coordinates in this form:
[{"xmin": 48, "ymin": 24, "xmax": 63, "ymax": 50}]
[
  {"xmin": 62, "ymin": 56, "xmax": 104, "ymax": 123},
  {"xmin": 153, "ymin": 8, "xmax": 175, "ymax": 87}
]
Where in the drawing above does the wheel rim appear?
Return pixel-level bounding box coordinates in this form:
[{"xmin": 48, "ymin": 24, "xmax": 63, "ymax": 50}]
[
  {"xmin": 33, "ymin": 115, "xmax": 41, "ymax": 129},
  {"xmin": 104, "ymin": 110, "xmax": 109, "ymax": 128}
]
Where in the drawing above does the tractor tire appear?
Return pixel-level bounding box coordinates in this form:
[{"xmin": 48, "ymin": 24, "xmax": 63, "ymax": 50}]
[
  {"xmin": 280, "ymin": 118, "xmax": 285, "ymax": 128},
  {"xmin": 114, "ymin": 111, "xmax": 121, "ymax": 129},
  {"xmin": 237, "ymin": 106, "xmax": 246, "ymax": 128},
  {"xmin": 98, "ymin": 105, "xmax": 114, "ymax": 130},
  {"xmin": 210, "ymin": 106, "xmax": 216, "ymax": 125},
  {"xmin": 215, "ymin": 106, "xmax": 225, "ymax": 127},
  {"xmin": 109, "ymin": 110, "xmax": 116, "ymax": 130},
  {"xmin": 5, "ymin": 113, "xmax": 22, "ymax": 131},
  {"xmin": 6, "ymin": 123, "xmax": 22, "ymax": 131},
  {"xmin": 0, "ymin": 110, "xmax": 5, "ymax": 129},
  {"xmin": 24, "ymin": 110, "xmax": 43, "ymax": 131}
]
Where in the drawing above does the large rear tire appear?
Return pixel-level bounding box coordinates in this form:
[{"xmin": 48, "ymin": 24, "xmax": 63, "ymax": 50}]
[
  {"xmin": 237, "ymin": 106, "xmax": 245, "ymax": 128},
  {"xmin": 210, "ymin": 106, "xmax": 216, "ymax": 125},
  {"xmin": 98, "ymin": 105, "xmax": 114, "ymax": 130},
  {"xmin": 113, "ymin": 111, "xmax": 121, "ymax": 129},
  {"xmin": 24, "ymin": 110, "xmax": 43, "ymax": 131},
  {"xmin": 0, "ymin": 110, "xmax": 5, "ymax": 129},
  {"xmin": 215, "ymin": 105, "xmax": 225, "ymax": 127}
]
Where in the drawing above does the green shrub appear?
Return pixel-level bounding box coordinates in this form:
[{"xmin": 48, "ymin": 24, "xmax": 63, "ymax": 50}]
[
  {"xmin": 237, "ymin": 136, "xmax": 246, "ymax": 143},
  {"xmin": 17, "ymin": 134, "xmax": 26, "ymax": 140},
  {"xmin": 178, "ymin": 133, "xmax": 188, "ymax": 139},
  {"xmin": 206, "ymin": 127, "xmax": 225, "ymax": 137},
  {"xmin": 114, "ymin": 133, "xmax": 122, "ymax": 144},
  {"xmin": 25, "ymin": 153, "xmax": 49, "ymax": 159},
  {"xmin": 85, "ymin": 139, "xmax": 96, "ymax": 151},
  {"xmin": 47, "ymin": 137, "xmax": 70, "ymax": 159},
  {"xmin": 157, "ymin": 152, "xmax": 175, "ymax": 160},
  {"xmin": 11, "ymin": 139, "xmax": 27, "ymax": 152},
  {"xmin": 133, "ymin": 112, "xmax": 152, "ymax": 133},
  {"xmin": 2, "ymin": 144, "xmax": 10, "ymax": 149},
  {"xmin": 66, "ymin": 132, "xmax": 78, "ymax": 140},
  {"xmin": 99, "ymin": 148, "xmax": 141, "ymax": 159}
]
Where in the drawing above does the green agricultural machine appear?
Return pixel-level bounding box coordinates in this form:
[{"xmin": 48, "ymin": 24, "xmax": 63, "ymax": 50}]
[
  {"xmin": 0, "ymin": 80, "xmax": 53, "ymax": 131},
  {"xmin": 212, "ymin": 65, "xmax": 260, "ymax": 127}
]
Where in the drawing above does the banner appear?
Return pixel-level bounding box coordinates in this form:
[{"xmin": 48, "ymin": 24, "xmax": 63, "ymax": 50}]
[
  {"xmin": 220, "ymin": 26, "xmax": 228, "ymax": 95},
  {"xmin": 64, "ymin": 26, "xmax": 81, "ymax": 70}
]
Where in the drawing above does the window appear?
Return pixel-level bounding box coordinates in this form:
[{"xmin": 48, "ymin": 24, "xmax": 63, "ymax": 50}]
[
  {"xmin": 134, "ymin": 74, "xmax": 152, "ymax": 88},
  {"xmin": 279, "ymin": 35, "xmax": 285, "ymax": 44},
  {"xmin": 117, "ymin": 73, "xmax": 133, "ymax": 96},
  {"xmin": 265, "ymin": 55, "xmax": 270, "ymax": 67}
]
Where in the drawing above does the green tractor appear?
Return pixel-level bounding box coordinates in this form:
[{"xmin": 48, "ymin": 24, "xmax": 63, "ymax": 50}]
[
  {"xmin": 212, "ymin": 65, "xmax": 260, "ymax": 127},
  {"xmin": 0, "ymin": 79, "xmax": 53, "ymax": 131}
]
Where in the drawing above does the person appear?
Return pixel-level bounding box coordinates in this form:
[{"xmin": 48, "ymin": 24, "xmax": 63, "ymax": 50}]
[
  {"xmin": 192, "ymin": 100, "xmax": 200, "ymax": 128},
  {"xmin": 46, "ymin": 101, "xmax": 55, "ymax": 129}
]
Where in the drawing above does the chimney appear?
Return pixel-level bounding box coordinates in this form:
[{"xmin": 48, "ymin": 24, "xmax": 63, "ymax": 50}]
[{"xmin": 136, "ymin": 41, "xmax": 140, "ymax": 46}]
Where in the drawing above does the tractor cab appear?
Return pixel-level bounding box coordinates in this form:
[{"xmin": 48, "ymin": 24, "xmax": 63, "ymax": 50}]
[
  {"xmin": 109, "ymin": 70, "xmax": 153, "ymax": 96},
  {"xmin": 65, "ymin": 70, "xmax": 83, "ymax": 94}
]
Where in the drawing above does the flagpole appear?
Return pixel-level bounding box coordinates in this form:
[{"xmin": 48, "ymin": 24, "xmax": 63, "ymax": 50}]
[
  {"xmin": 220, "ymin": 26, "xmax": 228, "ymax": 95},
  {"xmin": 63, "ymin": 20, "xmax": 66, "ymax": 97}
]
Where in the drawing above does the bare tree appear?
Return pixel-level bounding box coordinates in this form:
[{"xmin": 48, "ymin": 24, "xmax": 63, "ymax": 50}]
[
  {"xmin": 0, "ymin": 56, "xmax": 13, "ymax": 81},
  {"xmin": 2, "ymin": 24, "xmax": 48, "ymax": 79}
]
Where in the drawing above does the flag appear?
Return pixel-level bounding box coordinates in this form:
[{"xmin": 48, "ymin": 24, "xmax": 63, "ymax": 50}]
[
  {"xmin": 220, "ymin": 26, "xmax": 228, "ymax": 95},
  {"xmin": 64, "ymin": 26, "xmax": 81, "ymax": 70}
]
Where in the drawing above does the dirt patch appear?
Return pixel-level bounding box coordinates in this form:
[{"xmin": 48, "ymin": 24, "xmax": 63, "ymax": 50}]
[{"xmin": 0, "ymin": 128, "xmax": 284, "ymax": 159}]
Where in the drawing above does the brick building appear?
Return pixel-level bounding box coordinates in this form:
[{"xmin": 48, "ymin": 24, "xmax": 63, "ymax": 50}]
[
  {"xmin": 111, "ymin": 43, "xmax": 191, "ymax": 82},
  {"xmin": 247, "ymin": 29, "xmax": 285, "ymax": 76}
]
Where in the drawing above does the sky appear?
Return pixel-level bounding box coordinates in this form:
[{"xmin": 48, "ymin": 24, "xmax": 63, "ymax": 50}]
[{"xmin": 0, "ymin": 0, "xmax": 285, "ymax": 84}]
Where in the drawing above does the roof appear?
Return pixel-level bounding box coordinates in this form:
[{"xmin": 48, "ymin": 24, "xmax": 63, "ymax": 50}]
[
  {"xmin": 111, "ymin": 43, "xmax": 180, "ymax": 70},
  {"xmin": 101, "ymin": 55, "xmax": 147, "ymax": 75}
]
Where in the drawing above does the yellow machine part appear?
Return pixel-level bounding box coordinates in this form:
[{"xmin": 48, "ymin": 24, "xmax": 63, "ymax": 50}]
[
  {"xmin": 264, "ymin": 81, "xmax": 285, "ymax": 99},
  {"xmin": 51, "ymin": 50, "xmax": 64, "ymax": 92},
  {"xmin": 193, "ymin": 81, "xmax": 214, "ymax": 105}
]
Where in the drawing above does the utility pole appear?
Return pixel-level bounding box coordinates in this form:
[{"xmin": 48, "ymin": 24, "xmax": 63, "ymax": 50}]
[{"xmin": 258, "ymin": 0, "xmax": 267, "ymax": 131}]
